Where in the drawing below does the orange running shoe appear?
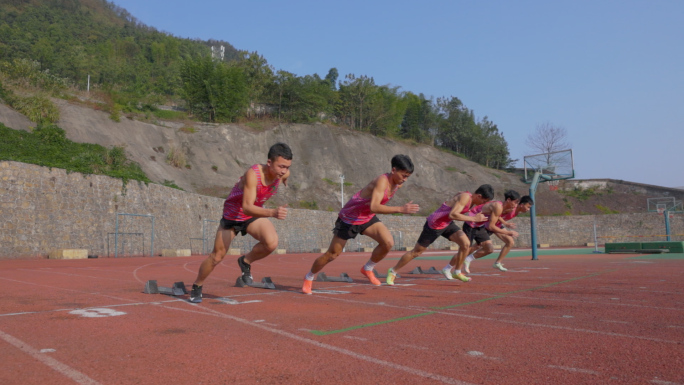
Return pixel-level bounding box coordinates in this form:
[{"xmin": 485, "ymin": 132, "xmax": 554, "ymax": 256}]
[
  {"xmin": 302, "ymin": 279, "xmax": 313, "ymax": 294},
  {"xmin": 360, "ymin": 267, "xmax": 381, "ymax": 286}
]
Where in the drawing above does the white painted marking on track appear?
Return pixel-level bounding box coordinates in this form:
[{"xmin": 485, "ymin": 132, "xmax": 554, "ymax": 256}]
[
  {"xmin": 165, "ymin": 305, "xmax": 475, "ymax": 385},
  {"xmin": 562, "ymin": 315, "xmax": 574, "ymax": 318},
  {"xmin": 343, "ymin": 336, "xmax": 368, "ymax": 341},
  {"xmin": 40, "ymin": 349, "xmax": 56, "ymax": 353},
  {"xmin": 601, "ymin": 320, "xmax": 630, "ymax": 324},
  {"xmin": 398, "ymin": 344, "xmax": 428, "ymax": 350},
  {"xmin": 312, "ymin": 289, "xmax": 350, "ymax": 294},
  {"xmin": 650, "ymin": 379, "xmax": 683, "ymax": 385},
  {"xmin": 467, "ymin": 351, "xmax": 484, "ymax": 356},
  {"xmin": 0, "ymin": 329, "xmax": 101, "ymax": 385},
  {"xmin": 69, "ymin": 308, "xmax": 126, "ymax": 318},
  {"xmin": 216, "ymin": 298, "xmax": 262, "ymax": 305},
  {"xmin": 548, "ymin": 365, "xmax": 600, "ymax": 375}
]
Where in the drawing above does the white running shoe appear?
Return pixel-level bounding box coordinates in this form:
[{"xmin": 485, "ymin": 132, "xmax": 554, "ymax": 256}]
[
  {"xmin": 441, "ymin": 267, "xmax": 453, "ymax": 280},
  {"xmin": 493, "ymin": 263, "xmax": 508, "ymax": 272},
  {"xmin": 464, "ymin": 260, "xmax": 471, "ymax": 274}
]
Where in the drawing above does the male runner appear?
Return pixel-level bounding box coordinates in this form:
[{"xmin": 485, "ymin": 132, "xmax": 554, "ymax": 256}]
[
  {"xmin": 464, "ymin": 195, "xmax": 533, "ymax": 272},
  {"xmin": 302, "ymin": 154, "xmax": 420, "ymax": 294},
  {"xmin": 449, "ymin": 190, "xmax": 521, "ymax": 280},
  {"xmin": 386, "ymin": 184, "xmax": 494, "ymax": 285},
  {"xmin": 189, "ymin": 143, "xmax": 292, "ymax": 303}
]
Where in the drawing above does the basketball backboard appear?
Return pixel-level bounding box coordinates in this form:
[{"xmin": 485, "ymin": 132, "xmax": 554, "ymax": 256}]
[
  {"xmin": 523, "ymin": 149, "xmax": 574, "ymax": 183},
  {"xmin": 647, "ymin": 197, "xmax": 683, "ymax": 213}
]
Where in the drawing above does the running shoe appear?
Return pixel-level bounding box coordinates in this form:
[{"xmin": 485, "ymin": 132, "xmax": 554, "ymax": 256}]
[
  {"xmin": 441, "ymin": 267, "xmax": 454, "ymax": 280},
  {"xmin": 464, "ymin": 259, "xmax": 471, "ymax": 274},
  {"xmin": 360, "ymin": 267, "xmax": 381, "ymax": 286},
  {"xmin": 493, "ymin": 263, "xmax": 508, "ymax": 272},
  {"xmin": 237, "ymin": 255, "xmax": 253, "ymax": 284},
  {"xmin": 189, "ymin": 284, "xmax": 202, "ymax": 303},
  {"xmin": 386, "ymin": 268, "xmax": 397, "ymax": 286},
  {"xmin": 455, "ymin": 273, "xmax": 472, "ymax": 282},
  {"xmin": 302, "ymin": 279, "xmax": 313, "ymax": 295}
]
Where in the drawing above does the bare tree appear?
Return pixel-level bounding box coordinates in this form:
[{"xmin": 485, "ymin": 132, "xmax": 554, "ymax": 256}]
[{"xmin": 526, "ymin": 122, "xmax": 571, "ymax": 155}]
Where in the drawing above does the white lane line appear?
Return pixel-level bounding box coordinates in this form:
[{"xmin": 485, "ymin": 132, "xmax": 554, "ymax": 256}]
[
  {"xmin": 163, "ymin": 304, "xmax": 474, "ymax": 385},
  {"xmin": 548, "ymin": 365, "xmax": 600, "ymax": 375},
  {"xmin": 0, "ymin": 329, "xmax": 101, "ymax": 385},
  {"xmin": 343, "ymin": 336, "xmax": 368, "ymax": 341},
  {"xmin": 301, "ymin": 295, "xmax": 681, "ymax": 344}
]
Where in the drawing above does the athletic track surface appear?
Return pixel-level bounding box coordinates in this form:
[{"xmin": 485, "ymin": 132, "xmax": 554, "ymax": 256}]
[{"xmin": 1, "ymin": 249, "xmax": 682, "ymax": 384}]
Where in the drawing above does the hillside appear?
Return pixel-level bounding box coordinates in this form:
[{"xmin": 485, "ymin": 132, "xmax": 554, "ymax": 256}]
[{"xmin": 3, "ymin": 100, "xmax": 682, "ymax": 216}]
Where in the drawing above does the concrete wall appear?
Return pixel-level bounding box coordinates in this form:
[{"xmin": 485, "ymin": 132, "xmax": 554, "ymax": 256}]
[{"xmin": 1, "ymin": 161, "xmax": 682, "ymax": 258}]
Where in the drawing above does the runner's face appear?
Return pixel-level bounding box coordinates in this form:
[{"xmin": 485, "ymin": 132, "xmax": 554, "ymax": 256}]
[
  {"xmin": 505, "ymin": 199, "xmax": 520, "ymax": 210},
  {"xmin": 391, "ymin": 168, "xmax": 412, "ymax": 185},
  {"xmin": 267, "ymin": 156, "xmax": 292, "ymax": 179},
  {"xmin": 518, "ymin": 203, "xmax": 532, "ymax": 213}
]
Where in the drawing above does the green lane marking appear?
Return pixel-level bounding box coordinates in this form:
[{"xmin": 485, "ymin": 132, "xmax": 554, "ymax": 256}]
[
  {"xmin": 309, "ymin": 312, "xmax": 436, "ymax": 336},
  {"xmin": 309, "ymin": 269, "xmax": 616, "ymax": 336},
  {"xmin": 629, "ymin": 253, "xmax": 684, "ymax": 260},
  {"xmin": 432, "ymin": 270, "xmax": 615, "ymax": 310},
  {"xmin": 388, "ymin": 248, "xmax": 607, "ymax": 260}
]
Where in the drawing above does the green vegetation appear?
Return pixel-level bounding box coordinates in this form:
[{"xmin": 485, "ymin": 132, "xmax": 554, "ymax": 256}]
[
  {"xmin": 298, "ymin": 200, "xmax": 319, "ymax": 210},
  {"xmin": 165, "ymin": 145, "xmax": 186, "ymax": 168},
  {"xmin": 0, "ymin": 0, "xmax": 514, "ymax": 170},
  {"xmin": 596, "ymin": 205, "xmax": 619, "ymax": 214},
  {"xmin": 0, "ymin": 122, "xmax": 150, "ymax": 183},
  {"xmin": 153, "ymin": 109, "xmax": 187, "ymax": 120},
  {"xmin": 161, "ymin": 180, "xmax": 182, "ymax": 190},
  {"xmin": 560, "ymin": 186, "xmax": 602, "ymax": 201}
]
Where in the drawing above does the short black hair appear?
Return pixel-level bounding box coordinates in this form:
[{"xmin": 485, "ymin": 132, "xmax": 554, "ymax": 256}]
[
  {"xmin": 391, "ymin": 154, "xmax": 414, "ymax": 173},
  {"xmin": 519, "ymin": 195, "xmax": 534, "ymax": 205},
  {"xmin": 504, "ymin": 190, "xmax": 521, "ymax": 202},
  {"xmin": 474, "ymin": 184, "xmax": 494, "ymax": 200},
  {"xmin": 267, "ymin": 142, "xmax": 293, "ymax": 161}
]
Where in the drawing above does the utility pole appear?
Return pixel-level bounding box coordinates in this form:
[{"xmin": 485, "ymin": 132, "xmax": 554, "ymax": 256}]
[{"xmin": 339, "ymin": 174, "xmax": 345, "ymax": 208}]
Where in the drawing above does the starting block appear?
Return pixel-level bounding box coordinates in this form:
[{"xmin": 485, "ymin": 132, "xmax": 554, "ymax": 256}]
[
  {"xmin": 410, "ymin": 266, "xmax": 441, "ymax": 275},
  {"xmin": 373, "ymin": 268, "xmax": 400, "ymax": 279},
  {"xmin": 235, "ymin": 276, "xmax": 276, "ymax": 289},
  {"xmin": 144, "ymin": 280, "xmax": 188, "ymax": 296},
  {"xmin": 316, "ymin": 272, "xmax": 353, "ymax": 283}
]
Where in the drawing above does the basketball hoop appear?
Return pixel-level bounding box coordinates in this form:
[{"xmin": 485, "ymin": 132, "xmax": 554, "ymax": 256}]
[
  {"xmin": 657, "ymin": 207, "xmax": 665, "ymax": 215},
  {"xmin": 548, "ymin": 180, "xmax": 560, "ymax": 191}
]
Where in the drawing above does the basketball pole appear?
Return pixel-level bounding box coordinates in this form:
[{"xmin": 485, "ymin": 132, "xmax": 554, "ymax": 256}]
[
  {"xmin": 664, "ymin": 210, "xmax": 671, "ymax": 241},
  {"xmin": 529, "ymin": 171, "xmax": 542, "ymax": 261}
]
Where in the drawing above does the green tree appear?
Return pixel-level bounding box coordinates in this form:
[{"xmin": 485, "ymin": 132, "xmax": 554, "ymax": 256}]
[{"xmin": 180, "ymin": 55, "xmax": 248, "ymax": 122}]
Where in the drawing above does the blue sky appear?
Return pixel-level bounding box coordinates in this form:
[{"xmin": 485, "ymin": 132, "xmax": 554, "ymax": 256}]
[{"xmin": 110, "ymin": 0, "xmax": 683, "ymax": 188}]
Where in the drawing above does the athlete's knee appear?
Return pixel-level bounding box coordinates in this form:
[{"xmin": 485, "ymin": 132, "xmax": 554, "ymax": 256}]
[
  {"xmin": 208, "ymin": 250, "xmax": 226, "ymax": 265},
  {"xmin": 261, "ymin": 236, "xmax": 279, "ymax": 253},
  {"xmin": 380, "ymin": 238, "xmax": 395, "ymax": 250},
  {"xmin": 321, "ymin": 250, "xmax": 340, "ymax": 264},
  {"xmin": 483, "ymin": 242, "xmax": 494, "ymax": 254},
  {"xmin": 506, "ymin": 238, "xmax": 515, "ymax": 247}
]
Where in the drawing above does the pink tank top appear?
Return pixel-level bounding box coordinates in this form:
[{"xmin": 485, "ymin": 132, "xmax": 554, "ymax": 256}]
[
  {"xmin": 222, "ymin": 164, "xmax": 280, "ymax": 221},
  {"xmin": 338, "ymin": 174, "xmax": 396, "ymax": 225},
  {"xmin": 426, "ymin": 192, "xmax": 472, "ymax": 230},
  {"xmin": 496, "ymin": 207, "xmax": 518, "ymax": 229},
  {"xmin": 465, "ymin": 201, "xmax": 502, "ymax": 228}
]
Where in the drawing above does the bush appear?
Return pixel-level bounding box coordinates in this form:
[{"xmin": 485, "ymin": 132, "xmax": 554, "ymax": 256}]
[
  {"xmin": 166, "ymin": 145, "xmax": 187, "ymax": 168},
  {"xmin": 0, "ymin": 123, "xmax": 150, "ymax": 184}
]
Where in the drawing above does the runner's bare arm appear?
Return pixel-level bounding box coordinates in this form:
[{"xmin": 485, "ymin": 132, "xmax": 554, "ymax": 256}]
[
  {"xmin": 449, "ymin": 193, "xmax": 485, "ymax": 222},
  {"xmin": 369, "ymin": 176, "xmax": 419, "ymax": 214},
  {"xmin": 242, "ymin": 168, "xmax": 288, "ymax": 219},
  {"xmin": 486, "ymin": 203, "xmax": 517, "ymax": 237}
]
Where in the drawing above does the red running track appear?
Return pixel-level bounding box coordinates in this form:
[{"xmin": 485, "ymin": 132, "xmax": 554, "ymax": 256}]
[{"xmin": 0, "ymin": 251, "xmax": 682, "ymax": 384}]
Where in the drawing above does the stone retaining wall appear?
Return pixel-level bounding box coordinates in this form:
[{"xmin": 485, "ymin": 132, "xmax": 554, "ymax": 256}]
[{"xmin": 1, "ymin": 161, "xmax": 682, "ymax": 258}]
